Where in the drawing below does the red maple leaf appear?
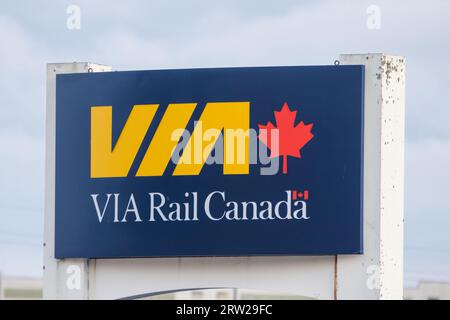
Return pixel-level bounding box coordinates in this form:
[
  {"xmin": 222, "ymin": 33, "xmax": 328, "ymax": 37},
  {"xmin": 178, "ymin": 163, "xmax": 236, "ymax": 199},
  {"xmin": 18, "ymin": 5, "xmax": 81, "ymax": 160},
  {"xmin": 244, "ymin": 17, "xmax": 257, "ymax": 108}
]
[{"xmin": 258, "ymin": 102, "xmax": 314, "ymax": 174}]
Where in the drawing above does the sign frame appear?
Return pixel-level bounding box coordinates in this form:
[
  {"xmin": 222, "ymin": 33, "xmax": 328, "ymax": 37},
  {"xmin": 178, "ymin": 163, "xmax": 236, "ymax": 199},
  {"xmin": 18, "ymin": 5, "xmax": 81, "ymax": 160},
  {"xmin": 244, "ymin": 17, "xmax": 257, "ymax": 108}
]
[{"xmin": 44, "ymin": 54, "xmax": 404, "ymax": 299}]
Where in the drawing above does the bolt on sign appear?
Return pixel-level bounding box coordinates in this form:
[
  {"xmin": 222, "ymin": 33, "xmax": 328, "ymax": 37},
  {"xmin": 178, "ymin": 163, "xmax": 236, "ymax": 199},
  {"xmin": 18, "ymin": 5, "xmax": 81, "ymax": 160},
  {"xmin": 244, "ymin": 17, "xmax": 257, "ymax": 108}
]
[{"xmin": 55, "ymin": 66, "xmax": 364, "ymax": 258}]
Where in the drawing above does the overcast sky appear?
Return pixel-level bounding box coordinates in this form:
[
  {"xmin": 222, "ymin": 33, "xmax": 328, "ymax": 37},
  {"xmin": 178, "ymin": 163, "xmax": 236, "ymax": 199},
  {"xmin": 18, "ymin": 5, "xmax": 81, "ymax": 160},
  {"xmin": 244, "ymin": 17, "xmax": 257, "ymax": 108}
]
[{"xmin": 0, "ymin": 0, "xmax": 449, "ymax": 286}]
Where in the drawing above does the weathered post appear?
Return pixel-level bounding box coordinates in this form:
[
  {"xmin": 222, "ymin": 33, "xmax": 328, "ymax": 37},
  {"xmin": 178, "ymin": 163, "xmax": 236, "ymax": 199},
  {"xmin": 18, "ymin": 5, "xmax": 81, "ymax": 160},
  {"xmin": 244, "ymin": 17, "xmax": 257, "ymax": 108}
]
[{"xmin": 337, "ymin": 54, "xmax": 405, "ymax": 299}]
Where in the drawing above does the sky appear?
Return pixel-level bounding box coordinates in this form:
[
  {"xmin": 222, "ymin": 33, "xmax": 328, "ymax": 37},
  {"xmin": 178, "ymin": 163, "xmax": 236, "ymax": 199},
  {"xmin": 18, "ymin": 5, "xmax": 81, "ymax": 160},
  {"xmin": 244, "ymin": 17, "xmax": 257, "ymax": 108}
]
[{"xmin": 0, "ymin": 0, "xmax": 449, "ymax": 286}]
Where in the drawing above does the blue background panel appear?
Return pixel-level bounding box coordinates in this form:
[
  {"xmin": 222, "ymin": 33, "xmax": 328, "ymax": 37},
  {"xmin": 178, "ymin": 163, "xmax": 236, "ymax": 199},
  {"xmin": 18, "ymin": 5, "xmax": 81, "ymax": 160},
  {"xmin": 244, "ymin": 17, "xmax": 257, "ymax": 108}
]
[{"xmin": 55, "ymin": 65, "xmax": 364, "ymax": 258}]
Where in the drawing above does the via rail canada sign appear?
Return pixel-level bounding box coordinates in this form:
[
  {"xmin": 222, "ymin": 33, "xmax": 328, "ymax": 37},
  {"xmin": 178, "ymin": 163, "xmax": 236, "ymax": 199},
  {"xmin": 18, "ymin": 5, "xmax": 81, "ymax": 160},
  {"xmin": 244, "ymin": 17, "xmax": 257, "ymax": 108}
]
[{"xmin": 55, "ymin": 65, "xmax": 364, "ymax": 258}]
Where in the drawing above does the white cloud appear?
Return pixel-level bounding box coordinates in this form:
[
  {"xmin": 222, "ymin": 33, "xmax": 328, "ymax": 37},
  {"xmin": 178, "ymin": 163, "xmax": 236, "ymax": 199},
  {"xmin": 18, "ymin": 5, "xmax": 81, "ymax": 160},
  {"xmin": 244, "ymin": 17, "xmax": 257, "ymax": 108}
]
[
  {"xmin": 0, "ymin": 129, "xmax": 44, "ymax": 209},
  {"xmin": 405, "ymin": 139, "xmax": 450, "ymax": 232},
  {"xmin": 0, "ymin": 16, "xmax": 49, "ymax": 137}
]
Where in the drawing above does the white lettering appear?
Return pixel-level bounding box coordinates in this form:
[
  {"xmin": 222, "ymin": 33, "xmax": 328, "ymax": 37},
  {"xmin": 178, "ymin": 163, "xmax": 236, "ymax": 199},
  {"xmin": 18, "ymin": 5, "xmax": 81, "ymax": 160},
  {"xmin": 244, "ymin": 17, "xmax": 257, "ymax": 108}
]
[
  {"xmin": 204, "ymin": 191, "xmax": 226, "ymax": 221},
  {"xmin": 122, "ymin": 193, "xmax": 142, "ymax": 222}
]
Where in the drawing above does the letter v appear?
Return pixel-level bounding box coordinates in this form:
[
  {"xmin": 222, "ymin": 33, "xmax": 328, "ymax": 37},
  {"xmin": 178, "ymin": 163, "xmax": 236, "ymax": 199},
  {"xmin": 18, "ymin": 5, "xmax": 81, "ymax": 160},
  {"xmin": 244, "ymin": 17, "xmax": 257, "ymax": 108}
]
[
  {"xmin": 91, "ymin": 194, "xmax": 118, "ymax": 223},
  {"xmin": 91, "ymin": 105, "xmax": 158, "ymax": 178}
]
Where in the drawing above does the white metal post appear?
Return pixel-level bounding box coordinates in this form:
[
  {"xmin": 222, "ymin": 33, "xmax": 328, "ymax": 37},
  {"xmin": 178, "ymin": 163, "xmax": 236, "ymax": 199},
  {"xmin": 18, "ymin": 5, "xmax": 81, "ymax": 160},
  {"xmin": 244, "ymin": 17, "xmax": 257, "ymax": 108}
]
[
  {"xmin": 44, "ymin": 63, "xmax": 112, "ymax": 299},
  {"xmin": 337, "ymin": 54, "xmax": 405, "ymax": 299}
]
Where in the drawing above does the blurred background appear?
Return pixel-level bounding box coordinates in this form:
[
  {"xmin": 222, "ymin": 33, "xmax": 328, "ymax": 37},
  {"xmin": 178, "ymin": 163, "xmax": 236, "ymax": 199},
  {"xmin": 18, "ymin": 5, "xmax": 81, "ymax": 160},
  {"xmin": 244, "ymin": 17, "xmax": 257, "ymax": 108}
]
[{"xmin": 0, "ymin": 0, "xmax": 449, "ymax": 299}]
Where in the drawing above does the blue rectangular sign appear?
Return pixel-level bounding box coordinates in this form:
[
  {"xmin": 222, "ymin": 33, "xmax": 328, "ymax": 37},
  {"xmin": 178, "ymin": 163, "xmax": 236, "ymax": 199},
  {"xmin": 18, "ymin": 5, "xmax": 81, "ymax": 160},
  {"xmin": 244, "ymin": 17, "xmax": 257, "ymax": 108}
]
[{"xmin": 55, "ymin": 65, "xmax": 364, "ymax": 258}]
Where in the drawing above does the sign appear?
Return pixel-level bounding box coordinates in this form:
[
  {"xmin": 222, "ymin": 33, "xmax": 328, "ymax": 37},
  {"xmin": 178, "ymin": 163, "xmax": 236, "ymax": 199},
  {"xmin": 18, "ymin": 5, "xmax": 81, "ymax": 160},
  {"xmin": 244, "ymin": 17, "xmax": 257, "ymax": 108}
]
[{"xmin": 55, "ymin": 65, "xmax": 364, "ymax": 258}]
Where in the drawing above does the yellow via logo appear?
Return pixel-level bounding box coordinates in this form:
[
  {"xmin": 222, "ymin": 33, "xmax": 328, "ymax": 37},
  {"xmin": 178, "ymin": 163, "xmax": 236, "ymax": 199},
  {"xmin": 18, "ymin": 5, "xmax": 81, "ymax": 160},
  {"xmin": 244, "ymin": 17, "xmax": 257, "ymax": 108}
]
[{"xmin": 90, "ymin": 102, "xmax": 250, "ymax": 178}]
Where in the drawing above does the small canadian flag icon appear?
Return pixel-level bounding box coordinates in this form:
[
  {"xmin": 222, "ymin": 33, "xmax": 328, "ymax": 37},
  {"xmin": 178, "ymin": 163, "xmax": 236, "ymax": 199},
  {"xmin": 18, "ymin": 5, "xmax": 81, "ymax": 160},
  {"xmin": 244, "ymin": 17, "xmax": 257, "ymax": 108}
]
[{"xmin": 292, "ymin": 190, "xmax": 309, "ymax": 201}]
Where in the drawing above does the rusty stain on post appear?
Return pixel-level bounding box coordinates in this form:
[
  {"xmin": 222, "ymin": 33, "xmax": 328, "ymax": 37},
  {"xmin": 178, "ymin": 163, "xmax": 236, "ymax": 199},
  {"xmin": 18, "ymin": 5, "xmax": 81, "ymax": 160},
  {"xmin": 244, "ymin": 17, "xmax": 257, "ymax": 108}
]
[{"xmin": 334, "ymin": 255, "xmax": 338, "ymax": 300}]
